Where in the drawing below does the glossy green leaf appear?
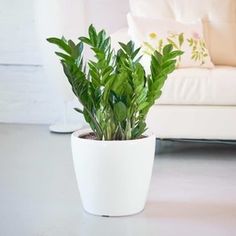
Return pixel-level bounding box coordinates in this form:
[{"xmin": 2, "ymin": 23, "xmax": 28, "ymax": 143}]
[
  {"xmin": 114, "ymin": 101, "xmax": 127, "ymax": 122},
  {"xmin": 47, "ymin": 37, "xmax": 71, "ymax": 54}
]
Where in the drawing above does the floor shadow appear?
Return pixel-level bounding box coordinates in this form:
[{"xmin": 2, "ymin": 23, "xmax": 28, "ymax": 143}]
[{"xmin": 155, "ymin": 139, "xmax": 236, "ymax": 159}]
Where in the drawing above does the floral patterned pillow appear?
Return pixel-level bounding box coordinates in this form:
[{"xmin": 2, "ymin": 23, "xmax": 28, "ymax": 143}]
[{"xmin": 127, "ymin": 13, "xmax": 214, "ymax": 68}]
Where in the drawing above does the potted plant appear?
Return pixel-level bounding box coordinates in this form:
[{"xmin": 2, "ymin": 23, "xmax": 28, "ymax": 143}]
[{"xmin": 47, "ymin": 25, "xmax": 182, "ymax": 216}]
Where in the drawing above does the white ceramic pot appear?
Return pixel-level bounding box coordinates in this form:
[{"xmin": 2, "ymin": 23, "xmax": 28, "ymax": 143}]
[{"xmin": 71, "ymin": 129, "xmax": 156, "ymax": 216}]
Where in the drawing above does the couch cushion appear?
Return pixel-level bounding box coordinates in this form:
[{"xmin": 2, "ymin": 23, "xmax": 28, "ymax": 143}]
[
  {"xmin": 157, "ymin": 66, "xmax": 236, "ymax": 105},
  {"xmin": 129, "ymin": 0, "xmax": 236, "ymax": 66}
]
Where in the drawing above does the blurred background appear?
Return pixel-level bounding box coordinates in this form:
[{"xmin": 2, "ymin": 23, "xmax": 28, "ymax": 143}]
[{"xmin": 0, "ymin": 0, "xmax": 128, "ymax": 126}]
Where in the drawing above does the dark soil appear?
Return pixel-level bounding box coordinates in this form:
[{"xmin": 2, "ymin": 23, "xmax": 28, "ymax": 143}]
[
  {"xmin": 80, "ymin": 132, "xmax": 98, "ymax": 140},
  {"xmin": 79, "ymin": 132, "xmax": 146, "ymax": 140}
]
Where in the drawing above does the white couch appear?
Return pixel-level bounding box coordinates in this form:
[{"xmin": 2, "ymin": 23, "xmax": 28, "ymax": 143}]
[{"xmin": 111, "ymin": 0, "xmax": 236, "ymax": 140}]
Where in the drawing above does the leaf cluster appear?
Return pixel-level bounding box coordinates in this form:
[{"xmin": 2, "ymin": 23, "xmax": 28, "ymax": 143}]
[{"xmin": 47, "ymin": 25, "xmax": 183, "ymax": 140}]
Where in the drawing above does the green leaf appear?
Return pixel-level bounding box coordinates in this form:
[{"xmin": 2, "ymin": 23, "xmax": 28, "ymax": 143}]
[
  {"xmin": 88, "ymin": 24, "xmax": 97, "ymax": 46},
  {"xmin": 153, "ymin": 51, "xmax": 162, "ymax": 64},
  {"xmin": 138, "ymin": 102, "xmax": 149, "ymax": 111},
  {"xmin": 111, "ymin": 72, "xmax": 127, "ymax": 93},
  {"xmin": 68, "ymin": 40, "xmax": 76, "ymax": 48},
  {"xmin": 163, "ymin": 44, "xmax": 173, "ymax": 55},
  {"xmin": 118, "ymin": 42, "xmax": 127, "ymax": 52},
  {"xmin": 114, "ymin": 101, "xmax": 127, "ymax": 122},
  {"xmin": 97, "ymin": 30, "xmax": 106, "ymax": 46},
  {"xmin": 47, "ymin": 37, "xmax": 71, "ymax": 54},
  {"xmin": 131, "ymin": 47, "xmax": 141, "ymax": 59},
  {"xmin": 74, "ymin": 107, "xmax": 83, "ymax": 114},
  {"xmin": 168, "ymin": 50, "xmax": 184, "ymax": 59},
  {"xmin": 55, "ymin": 52, "xmax": 74, "ymax": 63},
  {"xmin": 79, "ymin": 37, "xmax": 92, "ymax": 46}
]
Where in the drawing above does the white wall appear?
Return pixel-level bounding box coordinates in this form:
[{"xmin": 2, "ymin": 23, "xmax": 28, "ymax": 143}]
[
  {"xmin": 0, "ymin": 0, "xmax": 129, "ymax": 124},
  {"xmin": 0, "ymin": 0, "xmax": 64, "ymax": 124},
  {"xmin": 85, "ymin": 0, "xmax": 129, "ymax": 33}
]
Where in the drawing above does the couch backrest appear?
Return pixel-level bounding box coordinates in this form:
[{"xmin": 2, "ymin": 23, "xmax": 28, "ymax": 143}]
[{"xmin": 129, "ymin": 0, "xmax": 236, "ymax": 66}]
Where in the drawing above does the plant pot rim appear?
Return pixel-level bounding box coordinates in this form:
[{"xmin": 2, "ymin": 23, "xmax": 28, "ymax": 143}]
[{"xmin": 72, "ymin": 128, "xmax": 155, "ymax": 143}]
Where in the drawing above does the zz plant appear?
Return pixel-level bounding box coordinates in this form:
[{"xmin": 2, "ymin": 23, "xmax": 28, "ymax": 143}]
[{"xmin": 47, "ymin": 25, "xmax": 183, "ymax": 140}]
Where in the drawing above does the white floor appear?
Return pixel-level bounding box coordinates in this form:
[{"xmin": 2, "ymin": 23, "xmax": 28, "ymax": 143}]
[{"xmin": 0, "ymin": 124, "xmax": 236, "ymax": 236}]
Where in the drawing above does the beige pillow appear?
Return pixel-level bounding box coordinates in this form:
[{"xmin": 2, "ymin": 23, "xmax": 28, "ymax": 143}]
[
  {"xmin": 127, "ymin": 13, "xmax": 214, "ymax": 68},
  {"xmin": 205, "ymin": 21, "xmax": 236, "ymax": 66}
]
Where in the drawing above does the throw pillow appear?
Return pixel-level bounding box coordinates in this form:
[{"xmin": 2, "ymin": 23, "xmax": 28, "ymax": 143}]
[{"xmin": 127, "ymin": 13, "xmax": 214, "ymax": 68}]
